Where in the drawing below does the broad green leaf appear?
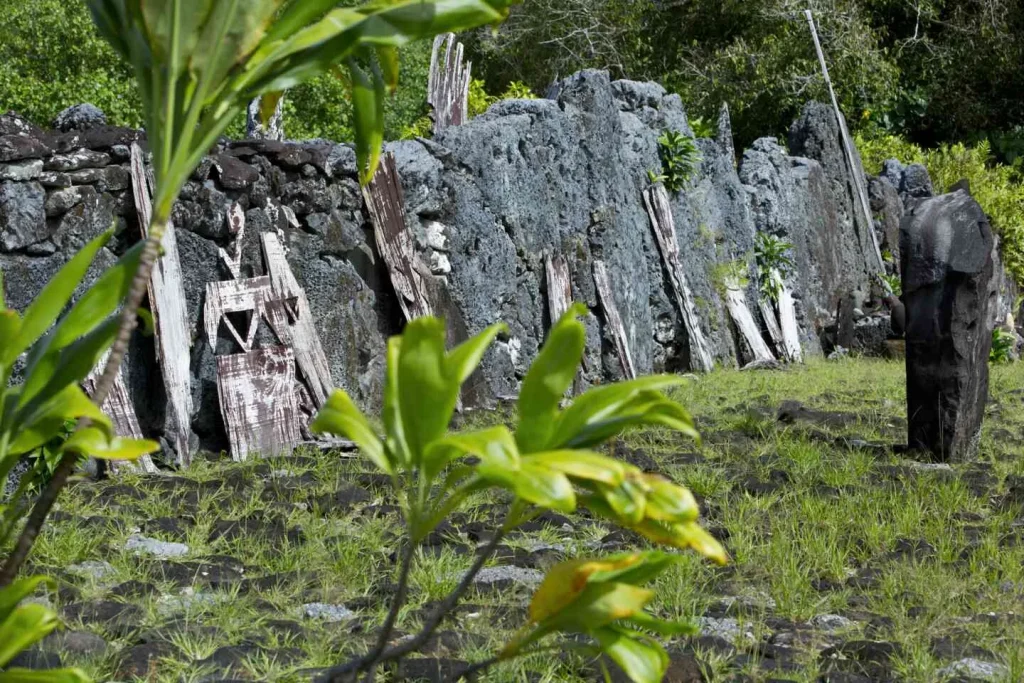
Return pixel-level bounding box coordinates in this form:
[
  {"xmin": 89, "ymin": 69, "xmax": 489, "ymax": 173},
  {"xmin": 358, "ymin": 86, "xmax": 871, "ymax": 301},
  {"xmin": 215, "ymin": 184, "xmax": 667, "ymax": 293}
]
[
  {"xmin": 8, "ymin": 230, "xmax": 111, "ymax": 362},
  {"xmin": 513, "ymin": 464, "xmax": 575, "ymax": 513},
  {"xmin": 444, "ymin": 323, "xmax": 507, "ymax": 385},
  {"xmin": 585, "ymin": 551, "xmax": 679, "ymax": 587},
  {"xmin": 427, "ymin": 425, "xmax": 519, "ymax": 484},
  {"xmin": 597, "ymin": 477, "xmax": 648, "ymax": 525},
  {"xmin": 64, "ymin": 427, "xmax": 158, "ymax": 461},
  {"xmin": 623, "ymin": 612, "xmax": 698, "ymax": 637},
  {"xmin": 46, "ymin": 223, "xmax": 146, "ymax": 352},
  {"xmin": 382, "ymin": 336, "xmax": 411, "ymax": 467},
  {"xmin": 13, "ymin": 385, "xmax": 113, "ymax": 455},
  {"xmin": 523, "ymin": 450, "xmax": 629, "ymax": 486},
  {"xmin": 516, "ymin": 303, "xmax": 587, "ymax": 453},
  {"xmin": 641, "ymin": 475, "xmax": 699, "ymax": 524},
  {"xmin": 0, "ymin": 311, "xmax": 21, "ymax": 359},
  {"xmin": 396, "ymin": 317, "xmax": 455, "ymax": 465},
  {"xmin": 530, "ymin": 555, "xmax": 653, "ymax": 623},
  {"xmin": 259, "ymin": 91, "xmax": 285, "ymax": 125},
  {"xmin": 592, "ymin": 627, "xmax": 668, "ymax": 683},
  {"xmin": 376, "ymin": 46, "xmax": 400, "ymax": 92},
  {"xmin": 0, "ymin": 577, "xmax": 52, "ymax": 625},
  {"xmin": 20, "ymin": 317, "xmax": 119, "ymax": 411},
  {"xmin": 542, "ymin": 583, "xmax": 653, "ymax": 632},
  {"xmin": 349, "ymin": 58, "xmax": 386, "ymax": 185},
  {"xmin": 552, "ymin": 384, "xmax": 698, "ymax": 450},
  {"xmin": 0, "ymin": 669, "xmax": 91, "ymax": 683},
  {"xmin": 311, "ymin": 389, "xmax": 390, "ymax": 475},
  {"xmin": 262, "ymin": 0, "xmax": 347, "ymax": 45},
  {"xmin": 0, "ymin": 604, "xmax": 59, "ymax": 667},
  {"xmin": 5, "ymin": 417, "xmax": 68, "ymax": 457}
]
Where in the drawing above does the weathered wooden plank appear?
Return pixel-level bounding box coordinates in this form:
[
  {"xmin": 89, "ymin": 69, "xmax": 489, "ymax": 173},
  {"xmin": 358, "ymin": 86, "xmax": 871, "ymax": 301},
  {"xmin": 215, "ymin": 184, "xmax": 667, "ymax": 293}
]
[
  {"xmin": 216, "ymin": 347, "xmax": 300, "ymax": 461},
  {"xmin": 777, "ymin": 284, "xmax": 804, "ymax": 363},
  {"xmin": 759, "ymin": 297, "xmax": 785, "ymax": 356},
  {"xmin": 83, "ymin": 351, "xmax": 157, "ymax": 475},
  {"xmin": 203, "ymin": 277, "xmax": 276, "ymax": 353},
  {"xmin": 545, "ymin": 254, "xmax": 572, "ymax": 324},
  {"xmin": 642, "ymin": 186, "xmax": 715, "ymax": 373},
  {"xmin": 130, "ymin": 144, "xmax": 194, "ymax": 467},
  {"xmin": 363, "ymin": 152, "xmax": 434, "ymax": 322},
  {"xmin": 724, "ymin": 285, "xmax": 776, "ymax": 365},
  {"xmin": 261, "ymin": 232, "xmax": 334, "ymax": 407},
  {"xmin": 428, "ymin": 33, "xmax": 472, "ymax": 135},
  {"xmin": 218, "ymin": 202, "xmax": 246, "ymax": 279},
  {"xmin": 593, "ymin": 260, "xmax": 637, "ymax": 380}
]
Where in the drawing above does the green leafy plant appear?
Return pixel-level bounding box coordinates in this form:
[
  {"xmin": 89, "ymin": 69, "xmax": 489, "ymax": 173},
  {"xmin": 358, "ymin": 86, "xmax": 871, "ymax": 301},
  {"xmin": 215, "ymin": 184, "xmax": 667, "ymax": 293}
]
[
  {"xmin": 754, "ymin": 232, "xmax": 794, "ymax": 303},
  {"xmin": 880, "ymin": 273, "xmax": 902, "ymax": 297},
  {"xmin": 991, "ymin": 328, "xmax": 1016, "ymax": 364},
  {"xmin": 2, "ymin": 0, "xmax": 520, "ymax": 589},
  {"xmin": 656, "ymin": 129, "xmax": 702, "ymax": 194},
  {"xmin": 711, "ymin": 259, "xmax": 750, "ymax": 297},
  {"xmin": 689, "ymin": 116, "xmax": 715, "ymax": 139},
  {"xmin": 0, "ymin": 577, "xmax": 89, "ymax": 682},
  {"xmin": 858, "ymin": 133, "xmax": 1024, "ymax": 289},
  {"xmin": 311, "ymin": 305, "xmax": 725, "ymax": 682}
]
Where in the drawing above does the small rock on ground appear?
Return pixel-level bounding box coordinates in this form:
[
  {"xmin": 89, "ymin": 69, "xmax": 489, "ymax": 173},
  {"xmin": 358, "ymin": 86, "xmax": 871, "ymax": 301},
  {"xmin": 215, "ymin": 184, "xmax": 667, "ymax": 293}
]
[
  {"xmin": 302, "ymin": 603, "xmax": 355, "ymax": 623},
  {"xmin": 696, "ymin": 617, "xmax": 756, "ymax": 645},
  {"xmin": 473, "ymin": 566, "xmax": 544, "ymax": 588},
  {"xmin": 937, "ymin": 658, "xmax": 1008, "ymax": 681},
  {"xmin": 125, "ymin": 534, "xmax": 190, "ymax": 558},
  {"xmin": 67, "ymin": 560, "xmax": 117, "ymax": 581}
]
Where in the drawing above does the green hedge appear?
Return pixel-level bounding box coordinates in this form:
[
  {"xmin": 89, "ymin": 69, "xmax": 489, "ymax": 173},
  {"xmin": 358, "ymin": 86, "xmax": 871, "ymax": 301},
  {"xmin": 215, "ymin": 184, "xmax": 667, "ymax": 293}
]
[
  {"xmin": 858, "ymin": 133, "xmax": 1024, "ymax": 287},
  {"xmin": 0, "ymin": 0, "xmax": 433, "ymax": 141}
]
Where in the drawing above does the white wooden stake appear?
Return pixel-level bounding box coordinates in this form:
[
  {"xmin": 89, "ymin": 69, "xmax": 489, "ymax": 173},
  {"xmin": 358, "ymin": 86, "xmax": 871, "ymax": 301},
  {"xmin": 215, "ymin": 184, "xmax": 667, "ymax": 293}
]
[{"xmin": 805, "ymin": 9, "xmax": 888, "ymax": 284}]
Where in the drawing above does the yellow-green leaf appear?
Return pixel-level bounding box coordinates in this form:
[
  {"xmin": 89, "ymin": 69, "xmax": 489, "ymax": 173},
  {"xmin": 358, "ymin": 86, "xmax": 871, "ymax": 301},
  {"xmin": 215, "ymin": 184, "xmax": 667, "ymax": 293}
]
[
  {"xmin": 592, "ymin": 627, "xmax": 668, "ymax": 683},
  {"xmin": 311, "ymin": 389, "xmax": 390, "ymax": 475}
]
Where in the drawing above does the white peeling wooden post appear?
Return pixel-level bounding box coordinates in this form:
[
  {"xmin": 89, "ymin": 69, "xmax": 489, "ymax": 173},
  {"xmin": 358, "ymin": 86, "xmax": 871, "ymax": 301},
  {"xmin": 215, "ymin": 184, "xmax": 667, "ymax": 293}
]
[
  {"xmin": 805, "ymin": 9, "xmax": 887, "ymax": 284},
  {"xmin": 593, "ymin": 260, "xmax": 637, "ymax": 380},
  {"xmin": 130, "ymin": 144, "xmax": 194, "ymax": 466},
  {"xmin": 83, "ymin": 351, "xmax": 157, "ymax": 475},
  {"xmin": 545, "ymin": 254, "xmax": 572, "ymax": 324},
  {"xmin": 203, "ymin": 276, "xmax": 301, "ymax": 461},
  {"xmin": 759, "ymin": 297, "xmax": 785, "ymax": 356},
  {"xmin": 218, "ymin": 202, "xmax": 246, "ymax": 279},
  {"xmin": 428, "ymin": 33, "xmax": 472, "ymax": 135},
  {"xmin": 261, "ymin": 232, "xmax": 334, "ymax": 407},
  {"xmin": 643, "ymin": 186, "xmax": 715, "ymax": 373},
  {"xmin": 777, "ymin": 284, "xmax": 804, "ymax": 363},
  {"xmin": 724, "ymin": 281, "xmax": 776, "ymax": 365},
  {"xmin": 246, "ymin": 95, "xmax": 285, "ymax": 141},
  {"xmin": 363, "ymin": 152, "xmax": 434, "ymax": 321}
]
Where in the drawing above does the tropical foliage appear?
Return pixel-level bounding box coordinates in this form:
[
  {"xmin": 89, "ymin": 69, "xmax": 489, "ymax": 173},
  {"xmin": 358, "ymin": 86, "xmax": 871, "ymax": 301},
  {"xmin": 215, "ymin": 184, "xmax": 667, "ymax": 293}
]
[
  {"xmin": 858, "ymin": 133, "xmax": 1024, "ymax": 288},
  {"xmin": 311, "ymin": 306, "xmax": 725, "ymax": 681}
]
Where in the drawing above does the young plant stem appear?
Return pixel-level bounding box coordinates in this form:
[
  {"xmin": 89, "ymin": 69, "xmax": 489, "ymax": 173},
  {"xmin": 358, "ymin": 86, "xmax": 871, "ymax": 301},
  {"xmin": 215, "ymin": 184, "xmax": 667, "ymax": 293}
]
[
  {"xmin": 359, "ymin": 536, "xmax": 417, "ymax": 681},
  {"xmin": 322, "ymin": 526, "xmax": 510, "ymax": 682},
  {"xmin": 0, "ymin": 221, "xmax": 165, "ymax": 587}
]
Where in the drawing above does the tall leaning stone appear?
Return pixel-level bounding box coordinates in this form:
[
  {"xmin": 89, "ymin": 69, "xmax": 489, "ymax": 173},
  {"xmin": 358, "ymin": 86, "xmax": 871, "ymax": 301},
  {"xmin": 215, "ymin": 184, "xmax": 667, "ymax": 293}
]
[{"xmin": 900, "ymin": 190, "xmax": 995, "ymax": 461}]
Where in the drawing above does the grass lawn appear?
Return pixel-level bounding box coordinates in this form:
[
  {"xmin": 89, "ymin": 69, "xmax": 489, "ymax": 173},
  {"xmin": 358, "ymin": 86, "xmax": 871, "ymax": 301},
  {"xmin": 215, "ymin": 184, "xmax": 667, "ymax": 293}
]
[{"xmin": 19, "ymin": 359, "xmax": 1024, "ymax": 682}]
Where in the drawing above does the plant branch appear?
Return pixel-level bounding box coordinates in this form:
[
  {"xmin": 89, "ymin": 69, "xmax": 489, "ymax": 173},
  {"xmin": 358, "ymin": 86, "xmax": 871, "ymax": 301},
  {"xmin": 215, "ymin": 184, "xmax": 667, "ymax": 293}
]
[
  {"xmin": 320, "ymin": 524, "xmax": 510, "ymax": 682},
  {"xmin": 0, "ymin": 224, "xmax": 164, "ymax": 587},
  {"xmin": 359, "ymin": 535, "xmax": 417, "ymax": 680}
]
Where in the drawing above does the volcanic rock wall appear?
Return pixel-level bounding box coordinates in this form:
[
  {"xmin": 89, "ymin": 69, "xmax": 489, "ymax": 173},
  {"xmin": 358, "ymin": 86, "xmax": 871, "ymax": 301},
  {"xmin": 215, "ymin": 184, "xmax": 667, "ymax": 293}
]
[{"xmin": 1, "ymin": 70, "xmax": 892, "ymax": 456}]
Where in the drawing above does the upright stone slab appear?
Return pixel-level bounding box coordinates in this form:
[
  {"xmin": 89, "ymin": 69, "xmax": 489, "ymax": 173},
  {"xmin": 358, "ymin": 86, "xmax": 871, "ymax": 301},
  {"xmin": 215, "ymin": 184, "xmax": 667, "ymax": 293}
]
[{"xmin": 901, "ymin": 190, "xmax": 995, "ymax": 461}]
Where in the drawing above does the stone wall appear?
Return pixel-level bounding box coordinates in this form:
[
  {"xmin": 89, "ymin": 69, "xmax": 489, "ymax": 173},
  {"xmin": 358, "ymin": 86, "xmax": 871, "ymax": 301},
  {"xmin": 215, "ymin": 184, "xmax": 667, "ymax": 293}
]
[{"xmin": 1, "ymin": 70, "xmax": 904, "ymax": 457}]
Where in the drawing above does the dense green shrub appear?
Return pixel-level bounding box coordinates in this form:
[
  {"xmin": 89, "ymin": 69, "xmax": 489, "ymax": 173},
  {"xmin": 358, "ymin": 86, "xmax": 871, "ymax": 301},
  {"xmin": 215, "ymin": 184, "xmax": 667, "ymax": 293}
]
[
  {"xmin": 858, "ymin": 133, "xmax": 1024, "ymax": 288},
  {"xmin": 0, "ymin": 0, "xmax": 140, "ymax": 127},
  {"xmin": 0, "ymin": 0, "xmax": 434, "ymax": 142}
]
